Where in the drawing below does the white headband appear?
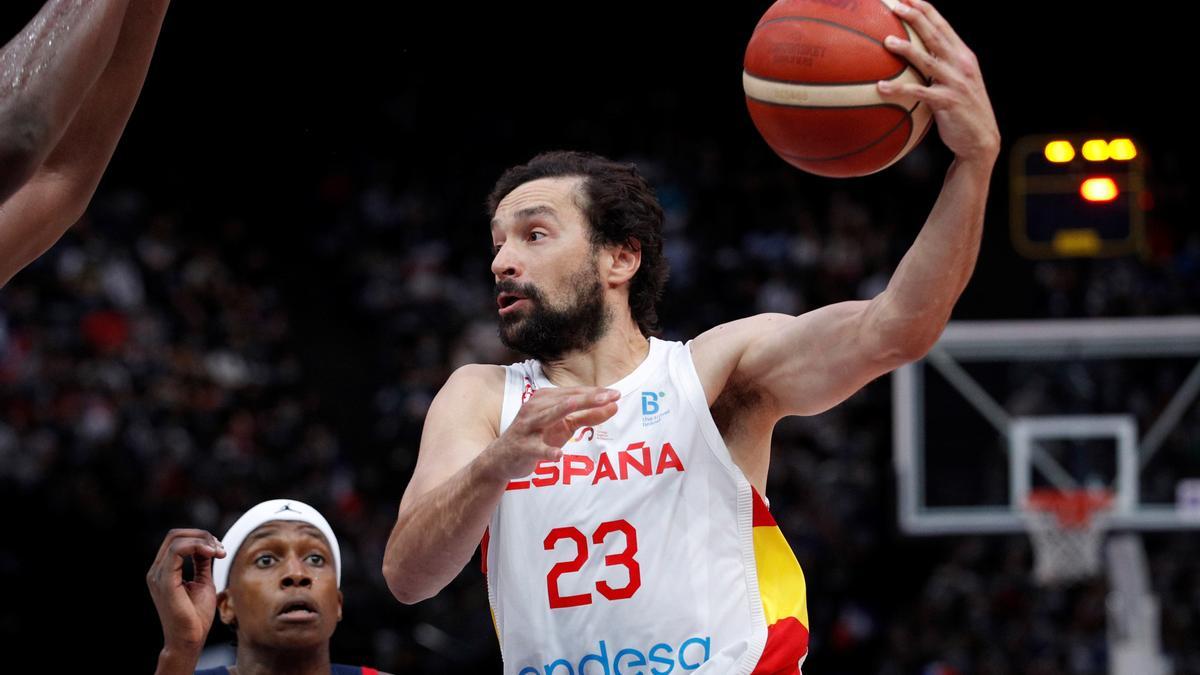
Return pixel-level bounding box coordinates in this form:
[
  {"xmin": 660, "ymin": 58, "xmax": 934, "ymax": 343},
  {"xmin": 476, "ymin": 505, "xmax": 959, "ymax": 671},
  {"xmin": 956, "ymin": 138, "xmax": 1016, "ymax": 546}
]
[{"xmin": 213, "ymin": 499, "xmax": 342, "ymax": 593}]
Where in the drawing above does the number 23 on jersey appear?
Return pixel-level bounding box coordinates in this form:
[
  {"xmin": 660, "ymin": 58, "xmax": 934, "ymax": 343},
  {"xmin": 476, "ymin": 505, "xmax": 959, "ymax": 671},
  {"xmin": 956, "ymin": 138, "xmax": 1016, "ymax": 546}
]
[{"xmin": 544, "ymin": 519, "xmax": 641, "ymax": 609}]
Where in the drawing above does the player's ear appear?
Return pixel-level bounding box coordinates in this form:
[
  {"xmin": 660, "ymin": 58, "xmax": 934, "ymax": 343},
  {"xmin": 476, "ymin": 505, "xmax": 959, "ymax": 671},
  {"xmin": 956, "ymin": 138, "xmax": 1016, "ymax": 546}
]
[
  {"xmin": 336, "ymin": 589, "xmax": 344, "ymax": 623},
  {"xmin": 603, "ymin": 239, "xmax": 641, "ymax": 287},
  {"xmin": 217, "ymin": 590, "xmax": 237, "ymax": 626}
]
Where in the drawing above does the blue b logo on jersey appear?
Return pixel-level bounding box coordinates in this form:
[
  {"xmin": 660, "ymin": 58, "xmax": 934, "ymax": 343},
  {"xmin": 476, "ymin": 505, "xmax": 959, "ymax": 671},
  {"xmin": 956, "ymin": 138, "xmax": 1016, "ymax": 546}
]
[{"xmin": 641, "ymin": 391, "xmax": 660, "ymax": 415}]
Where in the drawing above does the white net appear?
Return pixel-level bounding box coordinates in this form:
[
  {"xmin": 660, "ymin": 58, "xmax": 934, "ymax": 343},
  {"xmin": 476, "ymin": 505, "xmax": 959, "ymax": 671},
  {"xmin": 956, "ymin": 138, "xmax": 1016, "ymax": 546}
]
[
  {"xmin": 1025, "ymin": 511, "xmax": 1107, "ymax": 585},
  {"xmin": 1024, "ymin": 490, "xmax": 1113, "ymax": 586}
]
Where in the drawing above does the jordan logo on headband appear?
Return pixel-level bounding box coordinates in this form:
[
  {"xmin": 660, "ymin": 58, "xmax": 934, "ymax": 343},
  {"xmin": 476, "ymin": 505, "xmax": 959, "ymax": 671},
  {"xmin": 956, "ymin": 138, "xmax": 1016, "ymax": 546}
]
[{"xmin": 275, "ymin": 503, "xmax": 300, "ymax": 514}]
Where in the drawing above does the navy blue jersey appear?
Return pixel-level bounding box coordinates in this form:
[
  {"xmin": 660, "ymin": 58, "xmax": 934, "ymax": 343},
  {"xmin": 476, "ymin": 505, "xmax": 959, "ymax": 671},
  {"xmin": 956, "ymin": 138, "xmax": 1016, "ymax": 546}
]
[{"xmin": 196, "ymin": 665, "xmax": 376, "ymax": 675}]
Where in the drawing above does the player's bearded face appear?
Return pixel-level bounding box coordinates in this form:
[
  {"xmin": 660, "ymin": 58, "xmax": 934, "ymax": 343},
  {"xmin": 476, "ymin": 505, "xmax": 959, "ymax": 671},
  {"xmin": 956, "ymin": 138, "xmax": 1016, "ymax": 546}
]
[{"xmin": 496, "ymin": 256, "xmax": 610, "ymax": 362}]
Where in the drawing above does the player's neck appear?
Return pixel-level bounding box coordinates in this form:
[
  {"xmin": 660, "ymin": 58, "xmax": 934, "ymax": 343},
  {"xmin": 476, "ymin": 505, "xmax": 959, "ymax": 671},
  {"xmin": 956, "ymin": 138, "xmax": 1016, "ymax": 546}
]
[
  {"xmin": 540, "ymin": 312, "xmax": 649, "ymax": 388},
  {"xmin": 230, "ymin": 642, "xmax": 332, "ymax": 675}
]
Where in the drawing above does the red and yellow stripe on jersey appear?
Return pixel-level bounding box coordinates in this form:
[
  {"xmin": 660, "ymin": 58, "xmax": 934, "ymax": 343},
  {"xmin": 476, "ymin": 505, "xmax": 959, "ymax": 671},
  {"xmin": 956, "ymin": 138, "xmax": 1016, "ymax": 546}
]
[{"xmin": 750, "ymin": 488, "xmax": 810, "ymax": 674}]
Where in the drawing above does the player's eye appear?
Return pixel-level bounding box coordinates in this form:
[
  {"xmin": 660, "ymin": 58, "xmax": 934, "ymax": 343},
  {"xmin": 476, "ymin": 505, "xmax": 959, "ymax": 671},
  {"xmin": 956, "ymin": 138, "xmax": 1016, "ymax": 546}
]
[
  {"xmin": 254, "ymin": 554, "xmax": 276, "ymax": 568},
  {"xmin": 529, "ymin": 231, "xmax": 546, "ymax": 242},
  {"xmin": 306, "ymin": 553, "xmax": 326, "ymax": 566}
]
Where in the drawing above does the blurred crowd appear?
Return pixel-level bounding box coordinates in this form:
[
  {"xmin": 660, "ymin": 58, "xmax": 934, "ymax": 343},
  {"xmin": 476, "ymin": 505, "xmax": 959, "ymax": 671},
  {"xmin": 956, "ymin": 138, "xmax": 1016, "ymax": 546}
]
[{"xmin": 0, "ymin": 135, "xmax": 1197, "ymax": 673}]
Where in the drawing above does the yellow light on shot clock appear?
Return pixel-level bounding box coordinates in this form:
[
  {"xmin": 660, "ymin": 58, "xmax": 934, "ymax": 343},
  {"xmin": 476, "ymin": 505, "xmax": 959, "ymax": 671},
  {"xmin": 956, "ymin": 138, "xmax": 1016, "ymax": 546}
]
[{"xmin": 1080, "ymin": 177, "xmax": 1118, "ymax": 202}]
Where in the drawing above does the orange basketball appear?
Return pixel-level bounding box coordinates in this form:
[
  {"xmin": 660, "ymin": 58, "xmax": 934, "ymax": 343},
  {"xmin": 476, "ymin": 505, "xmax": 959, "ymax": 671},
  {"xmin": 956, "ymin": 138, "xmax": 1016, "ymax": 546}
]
[{"xmin": 743, "ymin": 0, "xmax": 934, "ymax": 178}]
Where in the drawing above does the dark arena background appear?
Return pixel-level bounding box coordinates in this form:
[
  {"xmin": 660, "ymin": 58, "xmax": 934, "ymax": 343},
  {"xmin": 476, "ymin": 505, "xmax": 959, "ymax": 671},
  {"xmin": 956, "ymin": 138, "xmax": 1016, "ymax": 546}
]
[{"xmin": 1, "ymin": 1, "xmax": 1197, "ymax": 672}]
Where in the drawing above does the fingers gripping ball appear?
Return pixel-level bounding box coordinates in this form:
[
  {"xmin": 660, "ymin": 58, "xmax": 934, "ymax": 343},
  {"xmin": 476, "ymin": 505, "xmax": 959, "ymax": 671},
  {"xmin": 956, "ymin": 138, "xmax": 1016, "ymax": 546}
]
[{"xmin": 743, "ymin": 0, "xmax": 934, "ymax": 177}]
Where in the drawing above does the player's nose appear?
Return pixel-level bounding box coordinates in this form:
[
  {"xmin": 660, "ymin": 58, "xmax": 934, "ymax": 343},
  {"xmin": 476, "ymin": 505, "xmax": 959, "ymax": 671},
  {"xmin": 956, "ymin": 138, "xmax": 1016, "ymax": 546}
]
[
  {"xmin": 279, "ymin": 557, "xmax": 313, "ymax": 588},
  {"xmin": 491, "ymin": 242, "xmax": 522, "ymax": 280}
]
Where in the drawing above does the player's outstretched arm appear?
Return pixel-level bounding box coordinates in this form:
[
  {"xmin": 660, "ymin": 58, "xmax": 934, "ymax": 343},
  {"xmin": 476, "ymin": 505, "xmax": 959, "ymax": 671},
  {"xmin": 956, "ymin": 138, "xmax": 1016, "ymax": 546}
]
[
  {"xmin": 0, "ymin": 0, "xmax": 131, "ymax": 202},
  {"xmin": 0, "ymin": 0, "xmax": 170, "ymax": 287},
  {"xmin": 383, "ymin": 365, "xmax": 619, "ymax": 604},
  {"xmin": 694, "ymin": 0, "xmax": 999, "ymax": 419},
  {"xmin": 146, "ymin": 528, "xmax": 226, "ymax": 675}
]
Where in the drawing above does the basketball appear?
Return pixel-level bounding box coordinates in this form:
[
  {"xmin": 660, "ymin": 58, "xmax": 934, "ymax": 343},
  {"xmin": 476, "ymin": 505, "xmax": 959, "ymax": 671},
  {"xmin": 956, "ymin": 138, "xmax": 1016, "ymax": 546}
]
[{"xmin": 743, "ymin": 0, "xmax": 934, "ymax": 177}]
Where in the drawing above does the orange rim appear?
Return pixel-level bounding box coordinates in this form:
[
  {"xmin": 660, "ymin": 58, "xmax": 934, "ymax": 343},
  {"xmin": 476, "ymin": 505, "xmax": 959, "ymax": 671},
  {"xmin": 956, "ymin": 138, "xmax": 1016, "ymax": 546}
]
[{"xmin": 1026, "ymin": 488, "xmax": 1114, "ymax": 528}]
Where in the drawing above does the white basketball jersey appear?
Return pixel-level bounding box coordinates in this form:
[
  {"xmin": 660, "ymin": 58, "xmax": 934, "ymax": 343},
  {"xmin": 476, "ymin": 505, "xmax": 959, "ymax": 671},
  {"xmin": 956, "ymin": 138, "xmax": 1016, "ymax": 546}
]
[{"xmin": 484, "ymin": 338, "xmax": 810, "ymax": 675}]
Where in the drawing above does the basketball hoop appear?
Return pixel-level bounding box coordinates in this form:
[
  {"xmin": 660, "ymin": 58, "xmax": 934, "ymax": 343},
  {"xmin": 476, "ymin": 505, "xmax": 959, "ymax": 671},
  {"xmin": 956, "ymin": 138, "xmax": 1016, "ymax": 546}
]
[{"xmin": 1023, "ymin": 488, "xmax": 1114, "ymax": 585}]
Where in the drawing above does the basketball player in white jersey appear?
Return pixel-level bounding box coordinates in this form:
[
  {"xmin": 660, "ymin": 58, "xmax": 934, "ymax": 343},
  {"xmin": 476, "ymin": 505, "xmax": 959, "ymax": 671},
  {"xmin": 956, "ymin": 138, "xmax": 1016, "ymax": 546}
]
[
  {"xmin": 0, "ymin": 0, "xmax": 171, "ymax": 287},
  {"xmin": 384, "ymin": 2, "xmax": 998, "ymax": 672}
]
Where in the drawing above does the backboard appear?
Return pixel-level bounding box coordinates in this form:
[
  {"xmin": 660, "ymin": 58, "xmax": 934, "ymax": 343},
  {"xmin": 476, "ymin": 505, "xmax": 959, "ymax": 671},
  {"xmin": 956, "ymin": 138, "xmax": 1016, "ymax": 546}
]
[{"xmin": 893, "ymin": 317, "xmax": 1200, "ymax": 535}]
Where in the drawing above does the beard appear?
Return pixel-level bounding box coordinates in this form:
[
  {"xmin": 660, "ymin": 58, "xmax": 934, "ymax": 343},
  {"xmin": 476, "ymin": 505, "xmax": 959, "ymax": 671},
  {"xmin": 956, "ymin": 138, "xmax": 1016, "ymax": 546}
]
[{"xmin": 496, "ymin": 265, "xmax": 611, "ymax": 363}]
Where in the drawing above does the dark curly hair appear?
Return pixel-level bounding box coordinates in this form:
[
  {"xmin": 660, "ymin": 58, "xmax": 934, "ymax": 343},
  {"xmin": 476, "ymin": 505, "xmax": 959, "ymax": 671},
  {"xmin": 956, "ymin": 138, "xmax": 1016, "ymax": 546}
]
[{"xmin": 487, "ymin": 151, "xmax": 668, "ymax": 336}]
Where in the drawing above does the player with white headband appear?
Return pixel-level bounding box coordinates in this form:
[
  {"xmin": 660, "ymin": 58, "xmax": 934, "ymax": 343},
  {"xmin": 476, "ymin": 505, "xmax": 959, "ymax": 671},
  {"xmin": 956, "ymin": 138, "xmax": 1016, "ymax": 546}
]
[{"xmin": 147, "ymin": 499, "xmax": 391, "ymax": 675}]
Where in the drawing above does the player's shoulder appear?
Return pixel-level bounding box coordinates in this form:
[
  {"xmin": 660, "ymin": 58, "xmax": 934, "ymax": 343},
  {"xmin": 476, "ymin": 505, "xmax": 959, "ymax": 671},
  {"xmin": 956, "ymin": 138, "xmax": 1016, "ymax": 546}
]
[
  {"xmin": 424, "ymin": 362, "xmax": 504, "ymax": 446},
  {"xmin": 444, "ymin": 362, "xmax": 506, "ymax": 389},
  {"xmin": 436, "ymin": 363, "xmax": 506, "ymax": 405},
  {"xmin": 691, "ymin": 314, "xmax": 791, "ymax": 366},
  {"xmin": 687, "ymin": 314, "xmax": 791, "ymax": 403},
  {"xmin": 428, "ymin": 363, "xmax": 506, "ymax": 431}
]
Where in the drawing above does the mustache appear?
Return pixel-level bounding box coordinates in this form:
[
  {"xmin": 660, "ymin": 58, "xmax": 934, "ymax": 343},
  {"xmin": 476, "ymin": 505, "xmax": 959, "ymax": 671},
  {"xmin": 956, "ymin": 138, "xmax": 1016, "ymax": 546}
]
[{"xmin": 495, "ymin": 279, "xmax": 544, "ymax": 303}]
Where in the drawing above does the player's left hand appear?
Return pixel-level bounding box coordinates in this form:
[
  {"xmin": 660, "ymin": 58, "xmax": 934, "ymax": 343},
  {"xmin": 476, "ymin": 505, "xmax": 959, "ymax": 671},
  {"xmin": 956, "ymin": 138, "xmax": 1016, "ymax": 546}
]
[{"xmin": 877, "ymin": 0, "xmax": 1000, "ymax": 165}]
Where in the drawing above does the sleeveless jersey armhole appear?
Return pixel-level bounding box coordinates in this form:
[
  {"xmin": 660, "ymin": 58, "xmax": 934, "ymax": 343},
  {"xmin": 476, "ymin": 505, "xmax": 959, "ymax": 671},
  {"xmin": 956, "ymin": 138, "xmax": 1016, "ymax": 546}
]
[
  {"xmin": 673, "ymin": 340, "xmax": 749, "ymax": 479},
  {"xmin": 499, "ymin": 365, "xmax": 527, "ymax": 434}
]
